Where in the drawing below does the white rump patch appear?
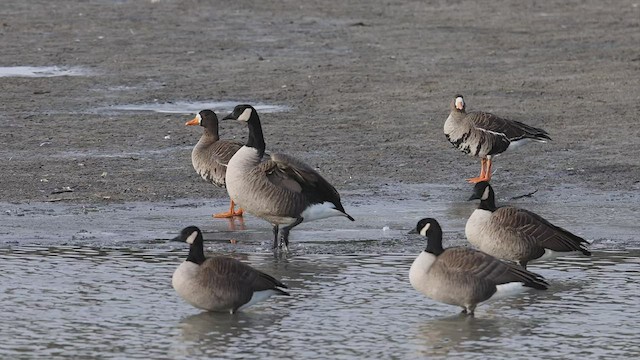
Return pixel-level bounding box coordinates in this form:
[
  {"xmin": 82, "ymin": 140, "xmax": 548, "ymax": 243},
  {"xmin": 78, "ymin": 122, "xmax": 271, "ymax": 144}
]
[
  {"xmin": 301, "ymin": 202, "xmax": 346, "ymax": 222},
  {"xmin": 536, "ymin": 249, "xmax": 583, "ymax": 262},
  {"xmin": 237, "ymin": 289, "xmax": 279, "ymax": 311},
  {"xmin": 488, "ymin": 282, "xmax": 526, "ymax": 301},
  {"xmin": 237, "ymin": 107, "xmax": 253, "ymax": 122},
  {"xmin": 186, "ymin": 231, "xmax": 199, "ymax": 244},
  {"xmin": 506, "ymin": 138, "xmax": 533, "ymax": 152},
  {"xmin": 419, "ymin": 223, "xmax": 431, "ymax": 237}
]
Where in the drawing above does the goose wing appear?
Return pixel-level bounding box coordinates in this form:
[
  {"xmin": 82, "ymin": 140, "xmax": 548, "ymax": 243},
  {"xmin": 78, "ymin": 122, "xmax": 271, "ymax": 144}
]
[
  {"xmin": 439, "ymin": 247, "xmax": 547, "ymax": 289},
  {"xmin": 516, "ymin": 208, "xmax": 590, "ymax": 255},
  {"xmin": 200, "ymin": 257, "xmax": 287, "ymax": 302},
  {"xmin": 210, "ymin": 140, "xmax": 244, "ymax": 166},
  {"xmin": 454, "ymin": 112, "xmax": 511, "ymax": 155},
  {"xmin": 467, "ymin": 111, "xmax": 551, "ymax": 141},
  {"xmin": 262, "ymin": 153, "xmax": 344, "ymax": 207},
  {"xmin": 492, "ymin": 207, "xmax": 590, "ymax": 255}
]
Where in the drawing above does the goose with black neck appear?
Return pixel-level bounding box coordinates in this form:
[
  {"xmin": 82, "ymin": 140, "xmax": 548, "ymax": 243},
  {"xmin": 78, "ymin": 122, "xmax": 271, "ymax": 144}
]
[
  {"xmin": 222, "ymin": 104, "xmax": 354, "ymax": 251},
  {"xmin": 171, "ymin": 226, "xmax": 289, "ymax": 313}
]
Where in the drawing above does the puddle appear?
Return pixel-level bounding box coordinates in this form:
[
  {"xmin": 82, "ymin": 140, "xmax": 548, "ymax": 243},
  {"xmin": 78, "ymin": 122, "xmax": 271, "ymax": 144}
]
[
  {"xmin": 103, "ymin": 101, "xmax": 290, "ymax": 114},
  {"xmin": 0, "ymin": 66, "xmax": 90, "ymax": 78}
]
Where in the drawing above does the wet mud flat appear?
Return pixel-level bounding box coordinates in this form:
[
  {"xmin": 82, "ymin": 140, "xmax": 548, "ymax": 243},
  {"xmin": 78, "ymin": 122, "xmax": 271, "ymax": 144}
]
[{"xmin": 0, "ymin": 0, "xmax": 638, "ymax": 210}]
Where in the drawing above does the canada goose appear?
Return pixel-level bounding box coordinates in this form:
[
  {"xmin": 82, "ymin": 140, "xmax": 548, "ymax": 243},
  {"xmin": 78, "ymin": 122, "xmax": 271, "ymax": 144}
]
[
  {"xmin": 171, "ymin": 226, "xmax": 289, "ymax": 313},
  {"xmin": 444, "ymin": 95, "xmax": 551, "ymax": 183},
  {"xmin": 466, "ymin": 181, "xmax": 591, "ymax": 268},
  {"xmin": 186, "ymin": 110, "xmax": 244, "ymax": 218},
  {"xmin": 409, "ymin": 218, "xmax": 549, "ymax": 316},
  {"xmin": 222, "ymin": 104, "xmax": 354, "ymax": 251}
]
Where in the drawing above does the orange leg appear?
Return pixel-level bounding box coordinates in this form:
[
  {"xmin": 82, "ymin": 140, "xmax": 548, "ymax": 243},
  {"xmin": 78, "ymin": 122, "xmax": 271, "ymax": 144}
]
[
  {"xmin": 213, "ymin": 200, "xmax": 244, "ymax": 218},
  {"xmin": 466, "ymin": 158, "xmax": 488, "ymax": 183},
  {"xmin": 484, "ymin": 158, "xmax": 493, "ymax": 182}
]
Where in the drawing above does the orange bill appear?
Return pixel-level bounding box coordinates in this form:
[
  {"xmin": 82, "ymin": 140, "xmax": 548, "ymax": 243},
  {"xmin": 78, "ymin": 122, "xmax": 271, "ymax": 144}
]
[{"xmin": 185, "ymin": 117, "xmax": 199, "ymax": 126}]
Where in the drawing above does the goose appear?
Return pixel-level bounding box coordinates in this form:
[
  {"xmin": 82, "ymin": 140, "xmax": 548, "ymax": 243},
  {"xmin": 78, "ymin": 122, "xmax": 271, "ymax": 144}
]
[
  {"xmin": 222, "ymin": 104, "xmax": 354, "ymax": 251},
  {"xmin": 466, "ymin": 181, "xmax": 591, "ymax": 268},
  {"xmin": 186, "ymin": 110, "xmax": 244, "ymax": 218},
  {"xmin": 444, "ymin": 95, "xmax": 551, "ymax": 183},
  {"xmin": 171, "ymin": 226, "xmax": 289, "ymax": 313},
  {"xmin": 409, "ymin": 218, "xmax": 549, "ymax": 316}
]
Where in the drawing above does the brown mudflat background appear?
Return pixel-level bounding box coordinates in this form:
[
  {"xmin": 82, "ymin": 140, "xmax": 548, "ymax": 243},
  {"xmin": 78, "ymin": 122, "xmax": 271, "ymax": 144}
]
[{"xmin": 1, "ymin": 0, "xmax": 639, "ymax": 206}]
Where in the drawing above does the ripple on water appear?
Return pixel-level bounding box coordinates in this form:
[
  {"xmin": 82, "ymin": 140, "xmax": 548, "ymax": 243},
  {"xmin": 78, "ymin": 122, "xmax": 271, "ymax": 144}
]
[{"xmin": 0, "ymin": 247, "xmax": 639, "ymax": 359}]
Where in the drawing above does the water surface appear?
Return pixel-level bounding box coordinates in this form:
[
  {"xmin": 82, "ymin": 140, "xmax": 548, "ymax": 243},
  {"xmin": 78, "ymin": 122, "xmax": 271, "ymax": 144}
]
[
  {"xmin": 1, "ymin": 247, "xmax": 638, "ymax": 359},
  {"xmin": 103, "ymin": 101, "xmax": 289, "ymax": 114},
  {"xmin": 0, "ymin": 66, "xmax": 90, "ymax": 77}
]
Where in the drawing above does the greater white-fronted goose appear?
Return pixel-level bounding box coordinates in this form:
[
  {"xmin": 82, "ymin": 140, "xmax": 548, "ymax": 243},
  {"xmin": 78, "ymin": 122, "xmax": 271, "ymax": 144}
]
[
  {"xmin": 222, "ymin": 104, "xmax": 354, "ymax": 251},
  {"xmin": 466, "ymin": 181, "xmax": 591, "ymax": 268},
  {"xmin": 409, "ymin": 218, "xmax": 548, "ymax": 316},
  {"xmin": 444, "ymin": 95, "xmax": 551, "ymax": 183},
  {"xmin": 171, "ymin": 226, "xmax": 289, "ymax": 313},
  {"xmin": 186, "ymin": 110, "xmax": 244, "ymax": 218}
]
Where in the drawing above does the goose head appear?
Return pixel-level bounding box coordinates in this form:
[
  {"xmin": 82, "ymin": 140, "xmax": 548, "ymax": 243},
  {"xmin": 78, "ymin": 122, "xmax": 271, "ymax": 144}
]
[
  {"xmin": 186, "ymin": 110, "xmax": 220, "ymax": 137},
  {"xmin": 172, "ymin": 226, "xmax": 206, "ymax": 264},
  {"xmin": 185, "ymin": 109, "xmax": 219, "ymax": 127},
  {"xmin": 416, "ymin": 218, "xmax": 444, "ymax": 256},
  {"xmin": 468, "ymin": 181, "xmax": 494, "ymax": 201},
  {"xmin": 223, "ymin": 104, "xmax": 257, "ymax": 123},
  {"xmin": 451, "ymin": 94, "xmax": 465, "ymax": 112},
  {"xmin": 468, "ymin": 181, "xmax": 497, "ymax": 211}
]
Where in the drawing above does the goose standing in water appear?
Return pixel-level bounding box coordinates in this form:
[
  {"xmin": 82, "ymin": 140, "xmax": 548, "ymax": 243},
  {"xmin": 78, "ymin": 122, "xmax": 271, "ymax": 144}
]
[
  {"xmin": 186, "ymin": 110, "xmax": 244, "ymax": 218},
  {"xmin": 466, "ymin": 181, "xmax": 591, "ymax": 268},
  {"xmin": 172, "ymin": 226, "xmax": 289, "ymax": 313},
  {"xmin": 222, "ymin": 104, "xmax": 354, "ymax": 251},
  {"xmin": 409, "ymin": 218, "xmax": 548, "ymax": 316},
  {"xmin": 444, "ymin": 95, "xmax": 551, "ymax": 183}
]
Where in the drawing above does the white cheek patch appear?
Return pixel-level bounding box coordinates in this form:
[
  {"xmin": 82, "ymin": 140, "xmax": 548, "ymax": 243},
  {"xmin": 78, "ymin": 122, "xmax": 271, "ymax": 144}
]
[
  {"xmin": 237, "ymin": 108, "xmax": 252, "ymax": 122},
  {"xmin": 481, "ymin": 187, "xmax": 490, "ymax": 201},
  {"xmin": 419, "ymin": 223, "xmax": 431, "ymax": 237},
  {"xmin": 455, "ymin": 97, "xmax": 464, "ymax": 110},
  {"xmin": 186, "ymin": 231, "xmax": 199, "ymax": 244},
  {"xmin": 196, "ymin": 113, "xmax": 202, "ymax": 124}
]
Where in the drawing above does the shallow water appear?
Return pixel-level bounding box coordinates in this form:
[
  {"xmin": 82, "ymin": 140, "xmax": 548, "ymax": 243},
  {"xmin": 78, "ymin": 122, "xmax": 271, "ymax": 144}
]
[
  {"xmin": 0, "ymin": 247, "xmax": 638, "ymax": 359},
  {"xmin": 103, "ymin": 101, "xmax": 289, "ymax": 114},
  {"xmin": 1, "ymin": 183, "xmax": 639, "ymax": 358},
  {"xmin": 0, "ymin": 66, "xmax": 90, "ymax": 77}
]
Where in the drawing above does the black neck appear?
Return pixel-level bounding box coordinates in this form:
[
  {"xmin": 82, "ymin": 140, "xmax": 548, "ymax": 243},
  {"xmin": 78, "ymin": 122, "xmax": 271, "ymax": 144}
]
[
  {"xmin": 186, "ymin": 241, "xmax": 206, "ymax": 265},
  {"xmin": 478, "ymin": 187, "xmax": 497, "ymax": 211},
  {"xmin": 246, "ymin": 112, "xmax": 266, "ymax": 157},
  {"xmin": 425, "ymin": 228, "xmax": 444, "ymax": 256}
]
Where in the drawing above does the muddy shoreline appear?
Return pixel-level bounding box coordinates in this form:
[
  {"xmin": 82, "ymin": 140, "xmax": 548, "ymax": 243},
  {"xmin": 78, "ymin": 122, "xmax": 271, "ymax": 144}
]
[{"xmin": 1, "ymin": 0, "xmax": 639, "ymax": 245}]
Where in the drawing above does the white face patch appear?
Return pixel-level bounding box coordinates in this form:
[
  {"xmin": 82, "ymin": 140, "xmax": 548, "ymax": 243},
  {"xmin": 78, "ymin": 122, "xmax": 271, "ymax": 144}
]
[
  {"xmin": 419, "ymin": 223, "xmax": 431, "ymax": 237},
  {"xmin": 237, "ymin": 107, "xmax": 253, "ymax": 122},
  {"xmin": 186, "ymin": 231, "xmax": 199, "ymax": 244},
  {"xmin": 196, "ymin": 113, "xmax": 202, "ymax": 124},
  {"xmin": 455, "ymin": 97, "xmax": 464, "ymax": 110},
  {"xmin": 481, "ymin": 186, "xmax": 490, "ymax": 201}
]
